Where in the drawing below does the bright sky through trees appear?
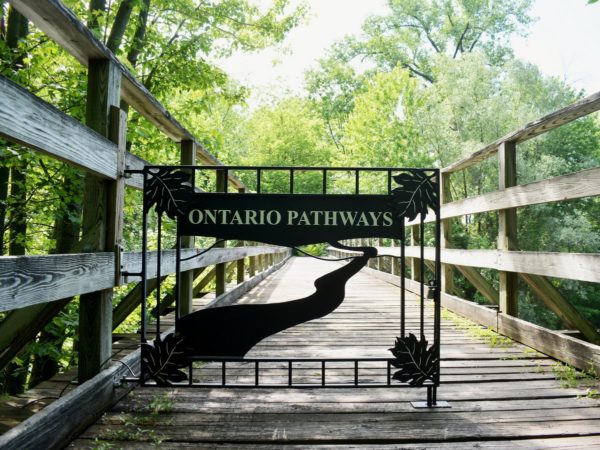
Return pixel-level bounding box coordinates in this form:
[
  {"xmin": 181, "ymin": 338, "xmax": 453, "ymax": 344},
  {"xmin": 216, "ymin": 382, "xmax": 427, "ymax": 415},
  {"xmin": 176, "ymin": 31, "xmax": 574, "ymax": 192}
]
[{"xmin": 217, "ymin": 0, "xmax": 600, "ymax": 106}]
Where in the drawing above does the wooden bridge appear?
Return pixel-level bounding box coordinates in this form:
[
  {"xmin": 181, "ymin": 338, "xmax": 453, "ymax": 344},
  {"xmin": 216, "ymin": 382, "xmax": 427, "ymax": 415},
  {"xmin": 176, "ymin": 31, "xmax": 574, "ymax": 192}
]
[{"xmin": 1, "ymin": 1, "xmax": 600, "ymax": 449}]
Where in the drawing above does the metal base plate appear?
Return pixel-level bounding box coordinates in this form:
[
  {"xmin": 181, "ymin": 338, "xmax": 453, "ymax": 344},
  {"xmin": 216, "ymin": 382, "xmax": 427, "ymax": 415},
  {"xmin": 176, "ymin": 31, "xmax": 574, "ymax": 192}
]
[{"xmin": 411, "ymin": 400, "xmax": 451, "ymax": 409}]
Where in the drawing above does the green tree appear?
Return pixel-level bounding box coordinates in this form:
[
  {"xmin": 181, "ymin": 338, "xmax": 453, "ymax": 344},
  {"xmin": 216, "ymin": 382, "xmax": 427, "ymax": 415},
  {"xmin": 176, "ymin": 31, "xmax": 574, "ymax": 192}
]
[{"xmin": 328, "ymin": 0, "xmax": 533, "ymax": 83}]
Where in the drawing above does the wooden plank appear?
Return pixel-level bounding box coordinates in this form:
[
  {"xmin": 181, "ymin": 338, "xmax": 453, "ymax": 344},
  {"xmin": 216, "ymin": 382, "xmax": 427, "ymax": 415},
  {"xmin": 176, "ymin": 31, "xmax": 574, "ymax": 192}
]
[
  {"xmin": 441, "ymin": 167, "xmax": 600, "ymax": 220},
  {"xmin": 0, "ymin": 252, "xmax": 115, "ymax": 311},
  {"xmin": 205, "ymin": 254, "xmax": 290, "ymax": 308},
  {"xmin": 0, "ymin": 349, "xmax": 140, "ymax": 450},
  {"xmin": 397, "ymin": 247, "xmax": 600, "ymax": 284},
  {"xmin": 9, "ymin": 0, "xmax": 244, "ymax": 189},
  {"xmin": 78, "ymin": 58, "xmax": 122, "ymax": 383},
  {"xmin": 443, "ymin": 90, "xmax": 600, "ymax": 174},
  {"xmin": 440, "ymin": 173, "xmax": 454, "ymax": 294},
  {"xmin": 520, "ymin": 273, "xmax": 600, "ymax": 345},
  {"xmin": 0, "ymin": 247, "xmax": 288, "ymax": 311},
  {"xmin": 498, "ymin": 141, "xmax": 518, "ymax": 316},
  {"xmin": 454, "ymin": 265, "xmax": 499, "ymax": 304},
  {"xmin": 179, "ymin": 140, "xmax": 196, "ymax": 316},
  {"xmin": 215, "ymin": 170, "xmax": 227, "ymax": 296},
  {"xmin": 0, "ymin": 75, "xmax": 116, "ymax": 179}
]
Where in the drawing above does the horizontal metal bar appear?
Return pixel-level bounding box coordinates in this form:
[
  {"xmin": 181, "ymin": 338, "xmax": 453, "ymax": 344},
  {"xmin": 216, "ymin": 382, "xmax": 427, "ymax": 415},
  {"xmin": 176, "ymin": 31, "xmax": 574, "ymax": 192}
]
[{"xmin": 144, "ymin": 165, "xmax": 437, "ymax": 172}]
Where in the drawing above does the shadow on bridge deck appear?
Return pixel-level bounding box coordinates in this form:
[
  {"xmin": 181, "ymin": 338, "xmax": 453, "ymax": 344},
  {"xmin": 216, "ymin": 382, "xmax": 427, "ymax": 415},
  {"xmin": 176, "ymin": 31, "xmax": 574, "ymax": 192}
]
[{"xmin": 69, "ymin": 257, "xmax": 600, "ymax": 449}]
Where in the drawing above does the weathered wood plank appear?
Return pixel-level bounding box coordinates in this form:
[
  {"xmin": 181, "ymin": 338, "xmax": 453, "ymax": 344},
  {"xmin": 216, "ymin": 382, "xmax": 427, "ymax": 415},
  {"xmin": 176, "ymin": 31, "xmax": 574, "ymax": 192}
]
[
  {"xmin": 443, "ymin": 90, "xmax": 600, "ymax": 174},
  {"xmin": 398, "ymin": 247, "xmax": 600, "ymax": 284},
  {"xmin": 441, "ymin": 166, "xmax": 600, "ymax": 220},
  {"xmin": 0, "ymin": 75, "xmax": 116, "ymax": 179},
  {"xmin": 0, "ymin": 246, "xmax": 289, "ymax": 311},
  {"xmin": 10, "ymin": 0, "xmax": 244, "ymax": 189},
  {"xmin": 0, "ymin": 349, "xmax": 140, "ymax": 450}
]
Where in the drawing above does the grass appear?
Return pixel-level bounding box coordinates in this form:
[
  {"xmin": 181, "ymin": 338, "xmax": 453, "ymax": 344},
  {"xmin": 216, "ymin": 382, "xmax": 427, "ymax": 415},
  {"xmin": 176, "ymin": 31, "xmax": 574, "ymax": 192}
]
[
  {"xmin": 553, "ymin": 361, "xmax": 599, "ymax": 390},
  {"xmin": 441, "ymin": 308, "xmax": 513, "ymax": 349}
]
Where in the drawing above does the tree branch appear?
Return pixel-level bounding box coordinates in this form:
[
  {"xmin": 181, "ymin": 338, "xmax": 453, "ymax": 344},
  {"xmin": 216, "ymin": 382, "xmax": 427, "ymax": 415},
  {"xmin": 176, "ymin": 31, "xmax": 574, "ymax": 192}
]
[
  {"xmin": 453, "ymin": 23, "xmax": 469, "ymax": 58},
  {"xmin": 127, "ymin": 0, "xmax": 150, "ymax": 67},
  {"xmin": 106, "ymin": 0, "xmax": 134, "ymax": 53}
]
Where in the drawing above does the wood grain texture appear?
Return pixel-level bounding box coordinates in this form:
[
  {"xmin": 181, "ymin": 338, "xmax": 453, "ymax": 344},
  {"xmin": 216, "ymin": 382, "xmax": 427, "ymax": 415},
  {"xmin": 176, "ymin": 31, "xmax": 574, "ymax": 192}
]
[
  {"xmin": 443, "ymin": 90, "xmax": 600, "ymax": 174},
  {"xmin": 441, "ymin": 166, "xmax": 600, "ymax": 220},
  {"xmin": 0, "ymin": 246, "xmax": 289, "ymax": 312},
  {"xmin": 65, "ymin": 257, "xmax": 600, "ymax": 449},
  {"xmin": 10, "ymin": 0, "xmax": 244, "ymax": 189},
  {"xmin": 0, "ymin": 75, "xmax": 117, "ymax": 179}
]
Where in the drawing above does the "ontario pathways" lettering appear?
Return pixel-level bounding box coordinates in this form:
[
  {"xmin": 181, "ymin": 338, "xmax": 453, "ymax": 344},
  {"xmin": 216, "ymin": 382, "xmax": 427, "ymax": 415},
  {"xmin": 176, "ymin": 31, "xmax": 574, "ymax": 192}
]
[{"xmin": 187, "ymin": 209, "xmax": 393, "ymax": 227}]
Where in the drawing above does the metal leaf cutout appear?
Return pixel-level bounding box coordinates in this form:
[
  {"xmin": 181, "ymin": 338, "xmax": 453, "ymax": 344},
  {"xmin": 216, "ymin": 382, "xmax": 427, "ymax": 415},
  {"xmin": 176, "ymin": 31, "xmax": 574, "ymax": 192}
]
[
  {"xmin": 389, "ymin": 171, "xmax": 437, "ymax": 221},
  {"xmin": 144, "ymin": 168, "xmax": 191, "ymax": 219},
  {"xmin": 389, "ymin": 333, "xmax": 438, "ymax": 386},
  {"xmin": 141, "ymin": 333, "xmax": 188, "ymax": 386}
]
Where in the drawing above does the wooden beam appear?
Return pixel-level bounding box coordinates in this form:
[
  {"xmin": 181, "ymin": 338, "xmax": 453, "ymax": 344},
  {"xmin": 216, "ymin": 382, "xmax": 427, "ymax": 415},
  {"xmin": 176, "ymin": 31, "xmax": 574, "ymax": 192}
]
[
  {"xmin": 179, "ymin": 140, "xmax": 196, "ymax": 316},
  {"xmin": 400, "ymin": 247, "xmax": 600, "ymax": 284},
  {"xmin": 520, "ymin": 273, "xmax": 600, "ymax": 345},
  {"xmin": 443, "ymin": 90, "xmax": 600, "ymax": 174},
  {"xmin": 0, "ymin": 246, "xmax": 288, "ymax": 311},
  {"xmin": 440, "ymin": 172, "xmax": 454, "ymax": 295},
  {"xmin": 441, "ymin": 167, "xmax": 600, "ymax": 220},
  {"xmin": 78, "ymin": 58, "xmax": 122, "ymax": 383},
  {"xmin": 0, "ymin": 348, "xmax": 140, "ymax": 450},
  {"xmin": 9, "ymin": 0, "xmax": 244, "ymax": 190},
  {"xmin": 498, "ymin": 141, "xmax": 518, "ymax": 316},
  {"xmin": 0, "ymin": 301, "xmax": 69, "ymax": 372},
  {"xmin": 215, "ymin": 170, "xmax": 227, "ymax": 296},
  {"xmin": 455, "ymin": 265, "xmax": 499, "ymax": 304}
]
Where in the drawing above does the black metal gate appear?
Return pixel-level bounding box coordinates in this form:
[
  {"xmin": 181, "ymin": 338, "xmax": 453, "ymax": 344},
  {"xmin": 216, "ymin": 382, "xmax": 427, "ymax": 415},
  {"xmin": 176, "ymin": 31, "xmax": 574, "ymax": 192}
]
[{"xmin": 131, "ymin": 165, "xmax": 441, "ymax": 405}]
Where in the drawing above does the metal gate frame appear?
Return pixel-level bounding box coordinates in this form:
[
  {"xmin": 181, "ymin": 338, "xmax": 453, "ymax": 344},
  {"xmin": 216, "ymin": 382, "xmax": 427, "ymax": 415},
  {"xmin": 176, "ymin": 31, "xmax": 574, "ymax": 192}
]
[{"xmin": 128, "ymin": 165, "xmax": 442, "ymax": 406}]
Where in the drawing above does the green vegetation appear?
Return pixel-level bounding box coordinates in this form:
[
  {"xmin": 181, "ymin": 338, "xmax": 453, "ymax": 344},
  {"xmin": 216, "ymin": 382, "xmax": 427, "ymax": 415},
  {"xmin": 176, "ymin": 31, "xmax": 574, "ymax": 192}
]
[{"xmin": 1, "ymin": 0, "xmax": 600, "ymax": 397}]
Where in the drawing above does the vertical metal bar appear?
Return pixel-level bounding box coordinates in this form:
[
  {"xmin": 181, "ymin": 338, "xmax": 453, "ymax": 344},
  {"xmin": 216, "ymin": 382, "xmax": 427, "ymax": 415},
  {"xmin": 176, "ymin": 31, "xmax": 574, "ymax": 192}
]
[
  {"xmin": 354, "ymin": 360, "xmax": 358, "ymax": 386},
  {"xmin": 175, "ymin": 232, "xmax": 181, "ymax": 321},
  {"xmin": 322, "ymin": 169, "xmax": 327, "ymax": 194},
  {"xmin": 141, "ymin": 170, "xmax": 148, "ymax": 343},
  {"xmin": 387, "ymin": 360, "xmax": 391, "ymax": 386},
  {"xmin": 400, "ymin": 224, "xmax": 406, "ymax": 338},
  {"xmin": 321, "ymin": 361, "xmax": 325, "ymax": 386},
  {"xmin": 434, "ymin": 170, "xmax": 442, "ymax": 389},
  {"xmin": 256, "ymin": 169, "xmax": 261, "ymax": 193},
  {"xmin": 289, "ymin": 169, "xmax": 294, "ymax": 194},
  {"xmin": 355, "ymin": 170, "xmax": 359, "ymax": 194},
  {"xmin": 255, "ymin": 361, "xmax": 259, "ymax": 386},
  {"xmin": 188, "ymin": 362, "xmax": 193, "ymax": 386},
  {"xmin": 427, "ymin": 386, "xmax": 433, "ymax": 407},
  {"xmin": 222, "ymin": 361, "xmax": 226, "ymax": 386},
  {"xmin": 387, "ymin": 169, "xmax": 392, "ymax": 194},
  {"xmin": 420, "ymin": 219, "xmax": 425, "ymax": 336},
  {"xmin": 156, "ymin": 214, "xmax": 162, "ymax": 337},
  {"xmin": 288, "ymin": 361, "xmax": 292, "ymax": 386}
]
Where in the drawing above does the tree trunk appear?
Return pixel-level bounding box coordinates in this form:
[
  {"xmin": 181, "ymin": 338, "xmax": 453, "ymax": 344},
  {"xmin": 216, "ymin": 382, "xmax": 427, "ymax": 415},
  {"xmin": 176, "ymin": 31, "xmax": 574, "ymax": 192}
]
[{"xmin": 106, "ymin": 0, "xmax": 134, "ymax": 52}]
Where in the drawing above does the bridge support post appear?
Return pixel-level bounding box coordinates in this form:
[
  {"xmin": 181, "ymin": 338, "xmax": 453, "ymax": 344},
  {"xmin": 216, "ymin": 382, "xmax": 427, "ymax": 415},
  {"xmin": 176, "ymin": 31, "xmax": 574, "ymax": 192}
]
[
  {"xmin": 179, "ymin": 140, "xmax": 196, "ymax": 316},
  {"xmin": 79, "ymin": 59, "xmax": 124, "ymax": 383},
  {"xmin": 215, "ymin": 169, "xmax": 227, "ymax": 296},
  {"xmin": 498, "ymin": 141, "xmax": 518, "ymax": 316},
  {"xmin": 440, "ymin": 172, "xmax": 454, "ymax": 295}
]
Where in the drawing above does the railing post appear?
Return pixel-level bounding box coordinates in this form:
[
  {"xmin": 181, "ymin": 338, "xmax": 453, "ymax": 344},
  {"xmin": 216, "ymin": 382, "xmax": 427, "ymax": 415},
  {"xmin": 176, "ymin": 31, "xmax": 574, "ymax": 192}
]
[
  {"xmin": 498, "ymin": 141, "xmax": 518, "ymax": 316},
  {"xmin": 179, "ymin": 140, "xmax": 196, "ymax": 316},
  {"xmin": 249, "ymin": 243, "xmax": 257, "ymax": 277},
  {"xmin": 237, "ymin": 187, "xmax": 246, "ymax": 284},
  {"xmin": 411, "ymin": 225, "xmax": 421, "ymax": 282},
  {"xmin": 215, "ymin": 170, "xmax": 227, "ymax": 296},
  {"xmin": 440, "ymin": 172, "xmax": 454, "ymax": 295},
  {"xmin": 79, "ymin": 59, "xmax": 122, "ymax": 383}
]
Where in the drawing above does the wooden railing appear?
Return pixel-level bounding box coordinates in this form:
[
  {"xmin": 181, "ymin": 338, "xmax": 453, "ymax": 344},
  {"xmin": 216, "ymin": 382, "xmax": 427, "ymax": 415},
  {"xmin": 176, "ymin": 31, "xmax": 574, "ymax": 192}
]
[
  {"xmin": 0, "ymin": 0, "xmax": 289, "ymax": 387},
  {"xmin": 330, "ymin": 89, "xmax": 600, "ymax": 374}
]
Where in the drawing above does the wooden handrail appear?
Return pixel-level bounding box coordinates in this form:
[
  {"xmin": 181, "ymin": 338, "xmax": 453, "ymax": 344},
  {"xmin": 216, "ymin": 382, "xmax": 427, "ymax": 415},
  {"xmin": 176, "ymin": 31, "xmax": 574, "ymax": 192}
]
[
  {"xmin": 0, "ymin": 246, "xmax": 289, "ymax": 312},
  {"xmin": 442, "ymin": 89, "xmax": 600, "ymax": 173},
  {"xmin": 9, "ymin": 0, "xmax": 244, "ymax": 189}
]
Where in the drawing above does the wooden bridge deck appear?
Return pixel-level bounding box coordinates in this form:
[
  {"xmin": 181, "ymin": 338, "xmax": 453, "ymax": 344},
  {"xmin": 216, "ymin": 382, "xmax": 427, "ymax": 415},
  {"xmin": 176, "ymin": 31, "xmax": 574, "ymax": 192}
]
[{"xmin": 69, "ymin": 257, "xmax": 600, "ymax": 449}]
